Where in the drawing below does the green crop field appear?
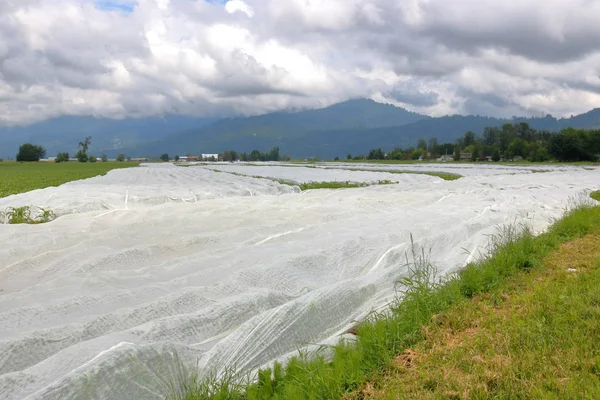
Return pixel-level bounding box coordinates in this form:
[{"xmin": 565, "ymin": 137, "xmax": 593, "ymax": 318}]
[{"xmin": 0, "ymin": 161, "xmax": 139, "ymax": 198}]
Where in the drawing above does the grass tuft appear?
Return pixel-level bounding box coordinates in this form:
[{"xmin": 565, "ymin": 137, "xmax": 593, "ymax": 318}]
[
  {"xmin": 0, "ymin": 206, "xmax": 56, "ymax": 224},
  {"xmin": 591, "ymin": 190, "xmax": 600, "ymax": 201}
]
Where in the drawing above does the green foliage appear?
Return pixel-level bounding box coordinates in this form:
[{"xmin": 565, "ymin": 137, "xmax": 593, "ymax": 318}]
[
  {"xmin": 76, "ymin": 150, "xmax": 88, "ymax": 163},
  {"xmin": 101, "ymin": 154, "xmax": 108, "ymax": 162},
  {"xmin": 176, "ymin": 204, "xmax": 600, "ymax": 400},
  {"xmin": 174, "ymin": 155, "xmax": 180, "ymax": 162},
  {"xmin": 0, "ymin": 161, "xmax": 139, "ymax": 198},
  {"xmin": 410, "ymin": 149, "xmax": 423, "ymax": 160},
  {"xmin": 492, "ymin": 149, "xmax": 501, "ymax": 161},
  {"xmin": 367, "ymin": 148, "xmax": 384, "ymax": 160},
  {"xmin": 160, "ymin": 153, "xmax": 170, "ymax": 162},
  {"xmin": 0, "ymin": 206, "xmax": 55, "ymax": 224},
  {"xmin": 16, "ymin": 143, "xmax": 46, "ymax": 162},
  {"xmin": 591, "ymin": 191, "xmax": 600, "ymax": 202},
  {"xmin": 76, "ymin": 136, "xmax": 92, "ymax": 162},
  {"xmin": 88, "ymin": 155, "xmax": 97, "ymax": 163},
  {"xmin": 116, "ymin": 153, "xmax": 126, "ymax": 162},
  {"xmin": 56, "ymin": 152, "xmax": 70, "ymax": 163},
  {"xmin": 453, "ymin": 146, "xmax": 461, "ymax": 161}
]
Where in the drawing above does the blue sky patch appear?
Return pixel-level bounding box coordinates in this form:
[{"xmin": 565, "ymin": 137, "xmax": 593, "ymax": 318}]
[{"xmin": 94, "ymin": 0, "xmax": 136, "ymax": 13}]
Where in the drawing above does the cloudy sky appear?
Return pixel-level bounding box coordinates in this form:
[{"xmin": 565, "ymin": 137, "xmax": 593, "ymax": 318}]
[{"xmin": 1, "ymin": 0, "xmax": 600, "ymax": 126}]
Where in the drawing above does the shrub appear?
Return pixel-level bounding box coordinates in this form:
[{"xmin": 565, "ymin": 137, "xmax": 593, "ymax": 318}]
[
  {"xmin": 101, "ymin": 154, "xmax": 108, "ymax": 162},
  {"xmin": 116, "ymin": 154, "xmax": 125, "ymax": 162},
  {"xmin": 89, "ymin": 155, "xmax": 97, "ymax": 163},
  {"xmin": 76, "ymin": 150, "xmax": 88, "ymax": 163},
  {"xmin": 56, "ymin": 152, "xmax": 69, "ymax": 163}
]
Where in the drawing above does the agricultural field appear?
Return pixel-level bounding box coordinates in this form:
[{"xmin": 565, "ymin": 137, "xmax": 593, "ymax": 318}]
[
  {"xmin": 0, "ymin": 162, "xmax": 599, "ymax": 399},
  {"xmin": 0, "ymin": 161, "xmax": 139, "ymax": 198}
]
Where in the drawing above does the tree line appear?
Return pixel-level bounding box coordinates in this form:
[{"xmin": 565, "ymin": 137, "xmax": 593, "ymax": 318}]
[
  {"xmin": 15, "ymin": 136, "xmax": 130, "ymax": 162},
  {"xmin": 357, "ymin": 123, "xmax": 600, "ymax": 162},
  {"xmin": 221, "ymin": 147, "xmax": 290, "ymax": 162}
]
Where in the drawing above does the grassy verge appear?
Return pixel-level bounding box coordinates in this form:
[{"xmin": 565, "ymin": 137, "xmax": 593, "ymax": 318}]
[
  {"xmin": 591, "ymin": 190, "xmax": 600, "ymax": 201},
  {"xmin": 0, "ymin": 161, "xmax": 139, "ymax": 198},
  {"xmin": 175, "ymin": 202, "xmax": 600, "ymax": 400},
  {"xmin": 350, "ymin": 229, "xmax": 600, "ymax": 399}
]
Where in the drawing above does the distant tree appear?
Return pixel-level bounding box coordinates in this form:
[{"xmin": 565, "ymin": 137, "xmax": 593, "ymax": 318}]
[
  {"xmin": 77, "ymin": 136, "xmax": 92, "ymax": 162},
  {"xmin": 417, "ymin": 138, "xmax": 427, "ymax": 150},
  {"xmin": 471, "ymin": 148, "xmax": 480, "ymax": 162},
  {"xmin": 221, "ymin": 151, "xmax": 232, "ymax": 162},
  {"xmin": 230, "ymin": 150, "xmax": 238, "ymax": 161},
  {"xmin": 17, "ymin": 143, "xmax": 46, "ymax": 162},
  {"xmin": 174, "ymin": 155, "xmax": 180, "ymax": 162},
  {"xmin": 411, "ymin": 149, "xmax": 423, "ymax": 160},
  {"xmin": 250, "ymin": 150, "xmax": 262, "ymax": 161},
  {"xmin": 266, "ymin": 146, "xmax": 280, "ymax": 161},
  {"xmin": 367, "ymin": 148, "xmax": 385, "ymax": 160},
  {"xmin": 453, "ymin": 146, "xmax": 461, "ymax": 161},
  {"xmin": 101, "ymin": 154, "xmax": 108, "ymax": 162},
  {"xmin": 127, "ymin": 156, "xmax": 131, "ymax": 161},
  {"xmin": 427, "ymin": 137, "xmax": 438, "ymax": 154},
  {"xmin": 76, "ymin": 151, "xmax": 88, "ymax": 163},
  {"xmin": 347, "ymin": 154, "xmax": 352, "ymax": 160},
  {"xmin": 492, "ymin": 149, "xmax": 501, "ymax": 162},
  {"xmin": 56, "ymin": 152, "xmax": 69, "ymax": 163},
  {"xmin": 160, "ymin": 153, "xmax": 169, "ymax": 162},
  {"xmin": 334, "ymin": 156, "xmax": 340, "ymax": 161},
  {"xmin": 507, "ymin": 138, "xmax": 527, "ymax": 160},
  {"xmin": 89, "ymin": 155, "xmax": 97, "ymax": 163},
  {"xmin": 483, "ymin": 127, "xmax": 500, "ymax": 146},
  {"xmin": 116, "ymin": 153, "xmax": 126, "ymax": 162},
  {"xmin": 463, "ymin": 131, "xmax": 476, "ymax": 147},
  {"xmin": 550, "ymin": 131, "xmax": 584, "ymax": 161}
]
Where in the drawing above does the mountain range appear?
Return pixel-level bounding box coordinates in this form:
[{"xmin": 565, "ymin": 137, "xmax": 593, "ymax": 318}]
[{"xmin": 1, "ymin": 99, "xmax": 600, "ymax": 159}]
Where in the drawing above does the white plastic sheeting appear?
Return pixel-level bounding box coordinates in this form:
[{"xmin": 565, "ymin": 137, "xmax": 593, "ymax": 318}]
[
  {"xmin": 202, "ymin": 164, "xmax": 440, "ymax": 184},
  {"xmin": 0, "ymin": 163, "xmax": 598, "ymax": 400}
]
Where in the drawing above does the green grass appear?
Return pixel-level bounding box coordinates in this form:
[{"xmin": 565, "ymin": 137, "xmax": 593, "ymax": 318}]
[
  {"xmin": 353, "ymin": 227, "xmax": 600, "ymax": 399},
  {"xmin": 174, "ymin": 202, "xmax": 600, "ymax": 400},
  {"xmin": 591, "ymin": 190, "xmax": 600, "ymax": 201},
  {"xmin": 0, "ymin": 161, "xmax": 140, "ymax": 198},
  {"xmin": 297, "ymin": 180, "xmax": 395, "ymax": 190}
]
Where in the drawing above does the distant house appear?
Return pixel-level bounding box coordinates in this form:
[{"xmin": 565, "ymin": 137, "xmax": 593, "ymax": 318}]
[
  {"xmin": 130, "ymin": 157, "xmax": 149, "ymax": 162},
  {"xmin": 201, "ymin": 154, "xmax": 219, "ymax": 161},
  {"xmin": 460, "ymin": 152, "xmax": 472, "ymax": 160},
  {"xmin": 179, "ymin": 156, "xmax": 199, "ymax": 162}
]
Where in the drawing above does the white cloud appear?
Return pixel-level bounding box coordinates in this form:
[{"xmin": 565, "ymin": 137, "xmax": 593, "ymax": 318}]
[
  {"xmin": 0, "ymin": 0, "xmax": 599, "ymax": 126},
  {"xmin": 225, "ymin": 0, "xmax": 254, "ymax": 18}
]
